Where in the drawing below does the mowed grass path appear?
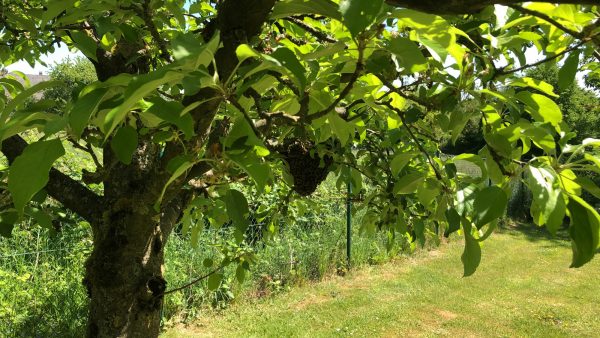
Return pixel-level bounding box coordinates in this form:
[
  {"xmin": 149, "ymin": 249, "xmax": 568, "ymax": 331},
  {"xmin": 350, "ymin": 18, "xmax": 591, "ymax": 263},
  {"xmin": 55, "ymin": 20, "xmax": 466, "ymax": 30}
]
[{"xmin": 164, "ymin": 227, "xmax": 600, "ymax": 337}]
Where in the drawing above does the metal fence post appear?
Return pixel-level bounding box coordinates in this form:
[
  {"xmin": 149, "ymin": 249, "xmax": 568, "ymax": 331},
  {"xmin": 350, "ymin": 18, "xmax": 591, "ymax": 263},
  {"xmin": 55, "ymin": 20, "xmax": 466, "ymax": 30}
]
[{"xmin": 346, "ymin": 182, "xmax": 352, "ymax": 270}]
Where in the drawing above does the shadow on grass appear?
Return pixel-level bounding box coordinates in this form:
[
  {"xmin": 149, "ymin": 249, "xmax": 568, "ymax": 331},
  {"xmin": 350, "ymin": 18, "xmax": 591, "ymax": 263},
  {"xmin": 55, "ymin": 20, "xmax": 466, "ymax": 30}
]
[{"xmin": 497, "ymin": 221, "xmax": 571, "ymax": 248}]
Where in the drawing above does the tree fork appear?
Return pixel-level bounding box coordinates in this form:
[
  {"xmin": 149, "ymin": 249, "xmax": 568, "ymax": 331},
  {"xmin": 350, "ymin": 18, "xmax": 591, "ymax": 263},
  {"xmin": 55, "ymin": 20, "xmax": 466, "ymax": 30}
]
[{"xmin": 80, "ymin": 1, "xmax": 277, "ymax": 337}]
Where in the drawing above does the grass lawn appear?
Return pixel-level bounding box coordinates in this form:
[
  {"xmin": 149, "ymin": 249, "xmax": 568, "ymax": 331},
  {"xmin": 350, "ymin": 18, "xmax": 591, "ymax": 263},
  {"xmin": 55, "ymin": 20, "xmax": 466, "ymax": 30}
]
[{"xmin": 163, "ymin": 226, "xmax": 600, "ymax": 337}]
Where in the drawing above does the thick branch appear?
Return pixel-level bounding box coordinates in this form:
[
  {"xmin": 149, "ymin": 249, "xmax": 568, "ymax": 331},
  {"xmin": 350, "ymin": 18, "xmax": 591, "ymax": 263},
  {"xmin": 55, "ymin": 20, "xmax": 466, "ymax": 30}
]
[
  {"xmin": 138, "ymin": 0, "xmax": 173, "ymax": 63},
  {"xmin": 160, "ymin": 190, "xmax": 193, "ymax": 238},
  {"xmin": 160, "ymin": 0, "xmax": 277, "ymax": 174},
  {"xmin": 509, "ymin": 5, "xmax": 584, "ymax": 38},
  {"xmin": 1, "ymin": 135, "xmax": 103, "ymax": 224}
]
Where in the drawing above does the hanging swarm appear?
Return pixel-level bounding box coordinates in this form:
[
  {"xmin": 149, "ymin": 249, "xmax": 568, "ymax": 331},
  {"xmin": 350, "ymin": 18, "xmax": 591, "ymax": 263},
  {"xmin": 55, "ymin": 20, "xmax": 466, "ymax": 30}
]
[{"xmin": 280, "ymin": 140, "xmax": 333, "ymax": 196}]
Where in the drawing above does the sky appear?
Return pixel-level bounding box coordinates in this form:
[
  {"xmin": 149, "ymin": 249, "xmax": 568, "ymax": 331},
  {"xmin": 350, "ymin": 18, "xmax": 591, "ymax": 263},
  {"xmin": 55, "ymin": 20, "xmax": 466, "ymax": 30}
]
[{"xmin": 5, "ymin": 43, "xmax": 83, "ymax": 74}]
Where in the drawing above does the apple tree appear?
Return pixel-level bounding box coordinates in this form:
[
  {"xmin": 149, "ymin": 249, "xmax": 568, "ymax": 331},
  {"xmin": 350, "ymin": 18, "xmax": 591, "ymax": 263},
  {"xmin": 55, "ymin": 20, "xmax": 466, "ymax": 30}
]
[{"xmin": 1, "ymin": 0, "xmax": 600, "ymax": 336}]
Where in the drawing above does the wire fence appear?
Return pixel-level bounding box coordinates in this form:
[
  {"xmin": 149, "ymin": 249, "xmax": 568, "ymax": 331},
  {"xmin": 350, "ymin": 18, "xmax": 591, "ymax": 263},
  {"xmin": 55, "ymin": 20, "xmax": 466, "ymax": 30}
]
[
  {"xmin": 3, "ymin": 161, "xmax": 584, "ymax": 337},
  {"xmin": 0, "ymin": 193, "xmax": 355, "ymax": 338}
]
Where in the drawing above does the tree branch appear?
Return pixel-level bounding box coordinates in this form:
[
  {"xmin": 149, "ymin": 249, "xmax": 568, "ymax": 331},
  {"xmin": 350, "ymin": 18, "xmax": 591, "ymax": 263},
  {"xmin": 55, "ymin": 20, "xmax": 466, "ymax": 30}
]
[
  {"xmin": 381, "ymin": 101, "xmax": 443, "ymax": 180},
  {"xmin": 384, "ymin": 0, "xmax": 600, "ymax": 15},
  {"xmin": 307, "ymin": 41, "xmax": 366, "ymax": 122},
  {"xmin": 138, "ymin": 0, "xmax": 173, "ymax": 63},
  {"xmin": 508, "ymin": 5, "xmax": 584, "ymax": 38},
  {"xmin": 283, "ymin": 17, "xmax": 337, "ymax": 43},
  {"xmin": 495, "ymin": 39, "xmax": 589, "ymax": 76},
  {"xmin": 377, "ymin": 77, "xmax": 435, "ymax": 110},
  {"xmin": 228, "ymin": 96, "xmax": 264, "ymax": 138},
  {"xmin": 1, "ymin": 135, "xmax": 103, "ymax": 224},
  {"xmin": 158, "ymin": 254, "xmax": 244, "ymax": 297}
]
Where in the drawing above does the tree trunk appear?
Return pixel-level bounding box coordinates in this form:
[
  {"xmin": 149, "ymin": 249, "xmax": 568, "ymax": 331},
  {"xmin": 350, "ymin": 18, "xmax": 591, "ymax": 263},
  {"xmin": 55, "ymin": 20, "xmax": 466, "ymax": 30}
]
[{"xmin": 84, "ymin": 202, "xmax": 169, "ymax": 338}]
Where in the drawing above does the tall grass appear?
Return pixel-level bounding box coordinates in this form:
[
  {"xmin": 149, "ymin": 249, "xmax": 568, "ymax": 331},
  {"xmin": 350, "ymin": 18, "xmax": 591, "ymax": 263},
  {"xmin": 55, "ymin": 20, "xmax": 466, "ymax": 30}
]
[
  {"xmin": 0, "ymin": 184, "xmax": 407, "ymax": 336},
  {"xmin": 0, "ymin": 222, "xmax": 90, "ymax": 337}
]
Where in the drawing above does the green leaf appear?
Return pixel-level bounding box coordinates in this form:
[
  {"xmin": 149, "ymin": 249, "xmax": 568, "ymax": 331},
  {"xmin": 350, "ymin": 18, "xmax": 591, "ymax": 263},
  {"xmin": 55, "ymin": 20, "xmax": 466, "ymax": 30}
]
[
  {"xmin": 271, "ymin": 0, "xmax": 342, "ymax": 20},
  {"xmin": 516, "ymin": 91, "xmax": 562, "ymax": 127},
  {"xmin": 236, "ymin": 44, "xmax": 262, "ymax": 64},
  {"xmin": 523, "ymin": 126, "xmax": 555, "ymax": 154},
  {"xmin": 271, "ymin": 47, "xmax": 307, "ymax": 90},
  {"xmin": 223, "ymin": 189, "xmax": 250, "ymax": 242},
  {"xmin": 558, "ymin": 51, "xmax": 579, "ymax": 90},
  {"xmin": 236, "ymin": 264, "xmax": 247, "ymax": 284},
  {"xmin": 417, "ymin": 178, "xmax": 440, "ymax": 207},
  {"xmin": 0, "ymin": 211, "xmax": 19, "ymax": 237},
  {"xmin": 302, "ymin": 41, "xmax": 347, "ymax": 60},
  {"xmin": 146, "ymin": 98, "xmax": 195, "ymax": 139},
  {"xmin": 1, "ymin": 81, "xmax": 63, "ymax": 126},
  {"xmin": 339, "ymin": 0, "xmax": 384, "ymax": 37},
  {"xmin": 575, "ymin": 176, "xmax": 600, "ymax": 199},
  {"xmin": 155, "ymin": 155, "xmax": 195, "ymax": 210},
  {"xmin": 472, "ymin": 186, "xmax": 507, "ymax": 229},
  {"xmin": 207, "ymin": 273, "xmax": 223, "ymax": 291},
  {"xmin": 508, "ymin": 77, "xmax": 558, "ymax": 98},
  {"xmin": 110, "ymin": 125, "xmax": 138, "ymax": 165},
  {"xmin": 567, "ymin": 196, "xmax": 600, "ymax": 268},
  {"xmin": 484, "ymin": 133, "xmax": 513, "ymax": 158},
  {"xmin": 172, "ymin": 32, "xmax": 220, "ymax": 70},
  {"xmin": 527, "ymin": 165, "xmax": 566, "ymax": 235},
  {"xmin": 8, "ymin": 139, "xmax": 65, "ymax": 214},
  {"xmin": 227, "ymin": 152, "xmax": 271, "ymax": 192},
  {"xmin": 394, "ymin": 172, "xmax": 425, "ymax": 194},
  {"xmin": 388, "ymin": 37, "xmax": 428, "ymax": 74},
  {"xmin": 582, "ymin": 138, "xmax": 600, "ymax": 147},
  {"xmin": 456, "ymin": 184, "xmax": 478, "ymax": 216},
  {"xmin": 461, "ymin": 219, "xmax": 481, "ymax": 277},
  {"xmin": 444, "ymin": 208, "xmax": 460, "ymax": 237},
  {"xmin": 390, "ymin": 153, "xmax": 417, "ymax": 176},
  {"xmin": 328, "ymin": 112, "xmax": 353, "ymax": 146},
  {"xmin": 103, "ymin": 68, "xmax": 184, "ymax": 138},
  {"xmin": 70, "ymin": 31, "xmax": 98, "ymax": 62},
  {"xmin": 27, "ymin": 207, "xmax": 53, "ymax": 230},
  {"xmin": 453, "ymin": 153, "xmax": 486, "ymax": 178}
]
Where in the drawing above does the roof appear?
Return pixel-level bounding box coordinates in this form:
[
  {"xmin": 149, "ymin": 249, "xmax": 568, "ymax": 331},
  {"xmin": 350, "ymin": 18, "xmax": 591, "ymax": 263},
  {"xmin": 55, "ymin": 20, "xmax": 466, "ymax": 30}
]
[{"xmin": 1, "ymin": 73, "xmax": 51, "ymax": 99}]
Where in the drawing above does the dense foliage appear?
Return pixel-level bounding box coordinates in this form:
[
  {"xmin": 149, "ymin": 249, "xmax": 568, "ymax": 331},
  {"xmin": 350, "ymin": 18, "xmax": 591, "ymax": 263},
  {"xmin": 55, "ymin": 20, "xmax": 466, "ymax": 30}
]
[
  {"xmin": 1, "ymin": 0, "xmax": 600, "ymax": 336},
  {"xmin": 1, "ymin": 177, "xmax": 409, "ymax": 337}
]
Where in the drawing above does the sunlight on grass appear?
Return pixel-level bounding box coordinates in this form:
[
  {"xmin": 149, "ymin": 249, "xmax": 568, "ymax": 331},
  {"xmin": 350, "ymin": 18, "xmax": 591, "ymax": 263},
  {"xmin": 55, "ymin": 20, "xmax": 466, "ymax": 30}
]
[{"xmin": 163, "ymin": 226, "xmax": 600, "ymax": 337}]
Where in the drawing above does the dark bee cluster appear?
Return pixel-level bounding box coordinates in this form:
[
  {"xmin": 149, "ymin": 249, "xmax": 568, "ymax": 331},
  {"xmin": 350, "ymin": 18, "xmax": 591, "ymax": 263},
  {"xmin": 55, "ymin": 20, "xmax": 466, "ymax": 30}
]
[{"xmin": 280, "ymin": 139, "xmax": 333, "ymax": 196}]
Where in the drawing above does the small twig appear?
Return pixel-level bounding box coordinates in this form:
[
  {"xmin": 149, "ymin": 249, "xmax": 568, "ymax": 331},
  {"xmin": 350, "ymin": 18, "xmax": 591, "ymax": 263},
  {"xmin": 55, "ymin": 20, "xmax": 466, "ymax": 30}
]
[
  {"xmin": 159, "ymin": 256, "xmax": 242, "ymax": 296},
  {"xmin": 245, "ymin": 88, "xmax": 266, "ymax": 118},
  {"xmin": 284, "ymin": 17, "xmax": 337, "ymax": 44},
  {"xmin": 85, "ymin": 144, "xmax": 102, "ymax": 169},
  {"xmin": 267, "ymin": 70, "xmax": 300, "ymax": 96},
  {"xmin": 378, "ymin": 77, "xmax": 434, "ymax": 109},
  {"xmin": 496, "ymin": 39, "xmax": 588, "ymax": 76},
  {"xmin": 273, "ymin": 21, "xmax": 307, "ymax": 46},
  {"xmin": 69, "ymin": 140, "xmax": 102, "ymax": 168},
  {"xmin": 382, "ymin": 101, "xmax": 443, "ymax": 180},
  {"xmin": 307, "ymin": 40, "xmax": 366, "ymax": 122},
  {"xmin": 228, "ymin": 96, "xmax": 263, "ymax": 138}
]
